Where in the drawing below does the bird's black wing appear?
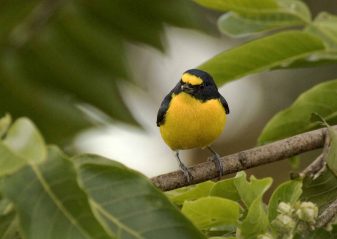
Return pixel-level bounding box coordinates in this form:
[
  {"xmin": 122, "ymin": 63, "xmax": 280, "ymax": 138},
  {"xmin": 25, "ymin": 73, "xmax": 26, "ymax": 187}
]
[
  {"xmin": 156, "ymin": 82, "xmax": 182, "ymax": 127},
  {"xmin": 220, "ymin": 95, "xmax": 230, "ymax": 114},
  {"xmin": 156, "ymin": 93, "xmax": 172, "ymax": 127}
]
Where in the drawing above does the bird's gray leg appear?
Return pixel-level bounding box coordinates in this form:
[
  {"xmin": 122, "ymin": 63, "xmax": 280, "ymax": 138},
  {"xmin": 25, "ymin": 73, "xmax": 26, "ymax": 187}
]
[
  {"xmin": 207, "ymin": 146, "xmax": 223, "ymax": 178},
  {"xmin": 175, "ymin": 151, "xmax": 192, "ymax": 183}
]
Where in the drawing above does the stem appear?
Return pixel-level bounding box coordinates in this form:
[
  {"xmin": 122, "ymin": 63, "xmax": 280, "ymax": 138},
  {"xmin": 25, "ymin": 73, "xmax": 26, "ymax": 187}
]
[
  {"xmin": 297, "ymin": 153, "xmax": 325, "ymax": 179},
  {"xmin": 297, "ymin": 130, "xmax": 329, "ymax": 179},
  {"xmin": 316, "ymin": 198, "xmax": 337, "ymax": 228},
  {"xmin": 151, "ymin": 126, "xmax": 335, "ymax": 191}
]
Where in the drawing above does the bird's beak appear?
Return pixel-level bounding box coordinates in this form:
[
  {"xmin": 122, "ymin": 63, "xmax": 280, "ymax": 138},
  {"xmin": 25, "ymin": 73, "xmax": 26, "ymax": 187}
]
[{"xmin": 181, "ymin": 84, "xmax": 194, "ymax": 93}]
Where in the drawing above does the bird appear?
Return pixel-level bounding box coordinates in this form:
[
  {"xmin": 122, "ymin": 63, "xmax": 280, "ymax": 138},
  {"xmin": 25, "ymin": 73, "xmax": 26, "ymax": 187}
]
[{"xmin": 156, "ymin": 69, "xmax": 230, "ymax": 182}]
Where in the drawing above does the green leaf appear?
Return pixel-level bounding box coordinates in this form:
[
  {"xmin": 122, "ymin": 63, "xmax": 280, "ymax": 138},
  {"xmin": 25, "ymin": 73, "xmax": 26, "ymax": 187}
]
[
  {"xmin": 209, "ymin": 237, "xmax": 236, "ymax": 239},
  {"xmin": 74, "ymin": 154, "xmax": 206, "ymax": 239},
  {"xmin": 0, "ymin": 114, "xmax": 11, "ymax": 138},
  {"xmin": 208, "ymin": 237, "xmax": 236, "ymax": 239},
  {"xmin": 0, "ymin": 118, "xmax": 46, "ymax": 177},
  {"xmin": 209, "ymin": 177, "xmax": 240, "ymax": 202},
  {"xmin": 0, "ymin": 197, "xmax": 12, "ymax": 215},
  {"xmin": 217, "ymin": 0, "xmax": 311, "ymax": 37},
  {"xmin": 3, "ymin": 118, "xmax": 46, "ymax": 163},
  {"xmin": 301, "ymin": 169, "xmax": 337, "ymax": 212},
  {"xmin": 306, "ymin": 12, "xmax": 337, "ymax": 49},
  {"xmin": 268, "ymin": 180, "xmax": 302, "ymax": 222},
  {"xmin": 259, "ymin": 79, "xmax": 337, "ymax": 144},
  {"xmin": 194, "ymin": 0, "xmax": 278, "ymax": 13},
  {"xmin": 210, "ymin": 172, "xmax": 272, "ymax": 208},
  {"xmin": 2, "ymin": 147, "xmax": 112, "ymax": 239},
  {"xmin": 195, "ymin": 0, "xmax": 310, "ymax": 23},
  {"xmin": 166, "ymin": 181, "xmax": 215, "ymax": 206},
  {"xmin": 217, "ymin": 12, "xmax": 297, "ymax": 37},
  {"xmin": 234, "ymin": 171, "xmax": 272, "ymax": 208},
  {"xmin": 270, "ymin": 50, "xmax": 337, "ymax": 69},
  {"xmin": 240, "ymin": 196, "xmax": 269, "ymax": 238},
  {"xmin": 182, "ymin": 196, "xmax": 240, "ymax": 230},
  {"xmin": 198, "ymin": 31, "xmax": 325, "ymax": 85},
  {"xmin": 0, "ymin": 144, "xmax": 23, "ymax": 178}
]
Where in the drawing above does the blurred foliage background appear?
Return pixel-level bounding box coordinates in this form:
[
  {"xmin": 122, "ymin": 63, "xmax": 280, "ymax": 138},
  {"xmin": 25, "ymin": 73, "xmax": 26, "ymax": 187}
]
[
  {"xmin": 1, "ymin": 0, "xmax": 337, "ymax": 179},
  {"xmin": 0, "ymin": 0, "xmax": 207, "ymax": 143}
]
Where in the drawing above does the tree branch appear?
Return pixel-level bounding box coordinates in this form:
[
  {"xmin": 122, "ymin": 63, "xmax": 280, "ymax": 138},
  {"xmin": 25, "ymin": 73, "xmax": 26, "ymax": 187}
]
[{"xmin": 151, "ymin": 126, "xmax": 336, "ymax": 191}]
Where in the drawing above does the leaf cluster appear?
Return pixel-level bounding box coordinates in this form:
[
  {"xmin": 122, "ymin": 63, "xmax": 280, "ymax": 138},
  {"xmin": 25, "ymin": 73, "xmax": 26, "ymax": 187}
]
[
  {"xmin": 167, "ymin": 171, "xmax": 337, "ymax": 239},
  {"xmin": 0, "ymin": 116, "xmax": 205, "ymax": 239},
  {"xmin": 2, "ymin": 115, "xmax": 337, "ymax": 239}
]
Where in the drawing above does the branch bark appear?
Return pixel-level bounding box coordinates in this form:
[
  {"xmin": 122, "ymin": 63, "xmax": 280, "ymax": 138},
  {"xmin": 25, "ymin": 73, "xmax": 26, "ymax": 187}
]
[{"xmin": 151, "ymin": 126, "xmax": 336, "ymax": 191}]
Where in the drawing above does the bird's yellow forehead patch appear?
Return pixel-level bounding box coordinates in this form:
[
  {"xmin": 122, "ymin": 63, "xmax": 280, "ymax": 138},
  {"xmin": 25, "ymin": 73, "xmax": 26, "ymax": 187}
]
[{"xmin": 181, "ymin": 73, "xmax": 203, "ymax": 85}]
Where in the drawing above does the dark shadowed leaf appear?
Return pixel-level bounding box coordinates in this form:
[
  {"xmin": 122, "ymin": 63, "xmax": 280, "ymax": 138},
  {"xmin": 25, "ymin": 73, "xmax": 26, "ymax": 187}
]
[
  {"xmin": 301, "ymin": 169, "xmax": 337, "ymax": 212},
  {"xmin": 0, "ymin": 114, "xmax": 11, "ymax": 138},
  {"xmin": 0, "ymin": 0, "xmax": 203, "ymax": 143},
  {"xmin": 294, "ymin": 225, "xmax": 337, "ymax": 239}
]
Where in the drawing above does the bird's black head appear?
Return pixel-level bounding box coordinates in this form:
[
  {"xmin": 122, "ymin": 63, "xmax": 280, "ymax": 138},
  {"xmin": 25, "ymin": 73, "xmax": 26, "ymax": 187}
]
[{"xmin": 179, "ymin": 69, "xmax": 219, "ymax": 101}]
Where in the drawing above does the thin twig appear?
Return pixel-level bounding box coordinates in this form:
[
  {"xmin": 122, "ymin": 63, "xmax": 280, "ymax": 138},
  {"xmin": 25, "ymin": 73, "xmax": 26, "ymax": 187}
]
[
  {"xmin": 297, "ymin": 131, "xmax": 330, "ymax": 179},
  {"xmin": 151, "ymin": 126, "xmax": 336, "ymax": 191},
  {"xmin": 316, "ymin": 198, "xmax": 337, "ymax": 228},
  {"xmin": 296, "ymin": 153, "xmax": 325, "ymax": 179}
]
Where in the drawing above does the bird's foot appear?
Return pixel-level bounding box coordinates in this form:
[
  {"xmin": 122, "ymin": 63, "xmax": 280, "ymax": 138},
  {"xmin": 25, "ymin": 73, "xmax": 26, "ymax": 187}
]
[
  {"xmin": 175, "ymin": 151, "xmax": 192, "ymax": 183},
  {"xmin": 211, "ymin": 153, "xmax": 224, "ymax": 178},
  {"xmin": 207, "ymin": 147, "xmax": 224, "ymax": 179},
  {"xmin": 178, "ymin": 162, "xmax": 192, "ymax": 183}
]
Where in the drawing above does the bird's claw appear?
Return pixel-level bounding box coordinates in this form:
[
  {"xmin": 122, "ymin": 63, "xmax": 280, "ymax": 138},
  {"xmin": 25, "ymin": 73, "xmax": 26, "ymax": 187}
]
[
  {"xmin": 212, "ymin": 154, "xmax": 224, "ymax": 178},
  {"xmin": 207, "ymin": 150, "xmax": 224, "ymax": 179},
  {"xmin": 179, "ymin": 163, "xmax": 192, "ymax": 183}
]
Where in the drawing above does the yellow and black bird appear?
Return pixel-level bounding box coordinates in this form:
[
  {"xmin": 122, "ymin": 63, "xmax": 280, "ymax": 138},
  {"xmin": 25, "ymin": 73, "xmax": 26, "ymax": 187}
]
[{"xmin": 156, "ymin": 69, "xmax": 230, "ymax": 182}]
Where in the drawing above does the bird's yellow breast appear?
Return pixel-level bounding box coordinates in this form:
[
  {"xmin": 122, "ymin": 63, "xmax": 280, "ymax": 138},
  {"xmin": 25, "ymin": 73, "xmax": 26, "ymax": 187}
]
[{"xmin": 160, "ymin": 92, "xmax": 226, "ymax": 150}]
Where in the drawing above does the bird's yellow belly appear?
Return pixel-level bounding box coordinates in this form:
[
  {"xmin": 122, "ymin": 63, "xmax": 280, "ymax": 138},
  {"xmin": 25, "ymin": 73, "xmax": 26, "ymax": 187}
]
[{"xmin": 160, "ymin": 93, "xmax": 226, "ymax": 150}]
